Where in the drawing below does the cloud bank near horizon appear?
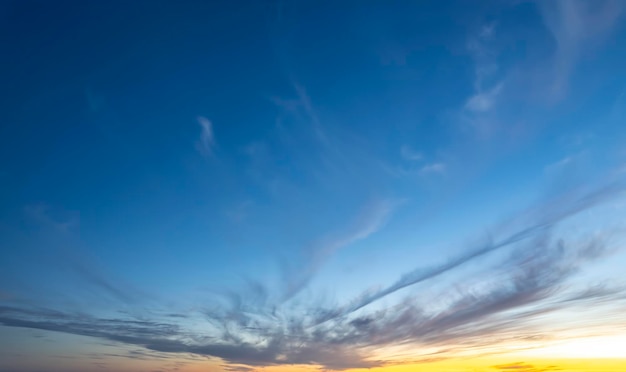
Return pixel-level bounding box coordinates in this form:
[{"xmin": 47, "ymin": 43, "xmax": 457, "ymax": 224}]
[{"xmin": 2, "ymin": 176, "xmax": 625, "ymax": 371}]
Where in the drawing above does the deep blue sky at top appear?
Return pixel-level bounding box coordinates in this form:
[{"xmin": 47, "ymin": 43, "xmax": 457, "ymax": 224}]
[{"xmin": 1, "ymin": 1, "xmax": 626, "ymax": 360}]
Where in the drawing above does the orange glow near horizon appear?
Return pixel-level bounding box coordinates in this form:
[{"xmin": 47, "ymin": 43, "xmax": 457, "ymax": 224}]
[
  {"xmin": 245, "ymin": 357, "xmax": 626, "ymax": 372},
  {"xmin": 234, "ymin": 335, "xmax": 626, "ymax": 372}
]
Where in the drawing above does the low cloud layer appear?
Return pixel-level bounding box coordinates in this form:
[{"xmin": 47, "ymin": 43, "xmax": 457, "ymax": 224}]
[{"xmin": 1, "ymin": 178, "xmax": 625, "ymax": 371}]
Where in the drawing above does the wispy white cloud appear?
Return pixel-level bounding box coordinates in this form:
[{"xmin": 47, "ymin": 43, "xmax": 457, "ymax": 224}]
[
  {"xmin": 283, "ymin": 198, "xmax": 399, "ymax": 301},
  {"xmin": 19, "ymin": 204, "xmax": 140, "ymax": 305},
  {"xmin": 467, "ymin": 22, "xmax": 499, "ymax": 93},
  {"xmin": 420, "ymin": 162, "xmax": 446, "ymax": 176},
  {"xmin": 464, "ymin": 82, "xmax": 503, "ymax": 113},
  {"xmin": 23, "ymin": 204, "xmax": 80, "ymax": 233},
  {"xmin": 315, "ymin": 178, "xmax": 626, "ymax": 322},
  {"xmin": 543, "ymin": 151, "xmax": 592, "ymax": 176},
  {"xmin": 400, "ymin": 145, "xmax": 423, "ymax": 161},
  {"xmin": 544, "ymin": 156, "xmax": 573, "ymax": 174},
  {"xmin": 382, "ymin": 159, "xmax": 446, "ymax": 179},
  {"xmin": 267, "ymin": 79, "xmax": 360, "ymax": 189},
  {"xmin": 225, "ymin": 200, "xmax": 254, "ymax": 224},
  {"xmin": 292, "ymin": 82, "xmax": 329, "ymax": 145},
  {"xmin": 196, "ymin": 116, "xmax": 216, "ymax": 157},
  {"xmin": 538, "ymin": 0, "xmax": 625, "ymax": 99},
  {"xmin": 271, "ymin": 80, "xmax": 330, "ymax": 147},
  {"xmin": 461, "ymin": 22, "xmax": 506, "ymax": 138}
]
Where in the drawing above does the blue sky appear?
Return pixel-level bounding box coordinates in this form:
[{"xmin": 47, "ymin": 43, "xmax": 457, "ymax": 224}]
[{"xmin": 1, "ymin": 1, "xmax": 626, "ymax": 372}]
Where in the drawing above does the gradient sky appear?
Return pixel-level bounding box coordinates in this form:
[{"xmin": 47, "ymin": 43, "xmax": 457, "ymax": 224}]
[{"xmin": 1, "ymin": 1, "xmax": 626, "ymax": 372}]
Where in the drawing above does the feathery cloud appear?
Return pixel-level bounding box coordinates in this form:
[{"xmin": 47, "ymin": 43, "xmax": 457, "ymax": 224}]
[
  {"xmin": 465, "ymin": 82, "xmax": 503, "ymax": 113},
  {"xmin": 282, "ymin": 198, "xmax": 398, "ymax": 301},
  {"xmin": 419, "ymin": 162, "xmax": 446, "ymax": 175},
  {"xmin": 538, "ymin": 0, "xmax": 625, "ymax": 99},
  {"xmin": 461, "ymin": 22, "xmax": 506, "ymax": 138},
  {"xmin": 196, "ymin": 116, "xmax": 216, "ymax": 157},
  {"xmin": 492, "ymin": 362, "xmax": 561, "ymax": 371},
  {"xmin": 400, "ymin": 145, "xmax": 423, "ymax": 161}
]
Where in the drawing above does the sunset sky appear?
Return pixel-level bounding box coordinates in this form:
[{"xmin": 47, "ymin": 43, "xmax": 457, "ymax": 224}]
[{"xmin": 1, "ymin": 1, "xmax": 626, "ymax": 371}]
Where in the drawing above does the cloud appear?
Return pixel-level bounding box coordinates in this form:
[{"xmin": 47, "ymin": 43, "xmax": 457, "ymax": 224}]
[
  {"xmin": 0, "ymin": 169, "xmax": 626, "ymax": 370},
  {"xmin": 544, "ymin": 155, "xmax": 575, "ymax": 174},
  {"xmin": 461, "ymin": 22, "xmax": 506, "ymax": 137},
  {"xmin": 196, "ymin": 116, "xmax": 216, "ymax": 157},
  {"xmin": 282, "ymin": 198, "xmax": 398, "ymax": 301},
  {"xmin": 465, "ymin": 82, "xmax": 503, "ymax": 113},
  {"xmin": 222, "ymin": 366, "xmax": 256, "ymax": 372},
  {"xmin": 382, "ymin": 154, "xmax": 446, "ymax": 179},
  {"xmin": 492, "ymin": 362, "xmax": 561, "ymax": 371},
  {"xmin": 271, "ymin": 80, "xmax": 329, "ymax": 148},
  {"xmin": 315, "ymin": 180, "xmax": 625, "ymax": 321},
  {"xmin": 264, "ymin": 80, "xmax": 368, "ymax": 193},
  {"xmin": 1, "ymin": 217, "xmax": 622, "ymax": 370},
  {"xmin": 467, "ymin": 22, "xmax": 499, "ymax": 93},
  {"xmin": 400, "ymin": 145, "xmax": 423, "ymax": 161},
  {"xmin": 16, "ymin": 204, "xmax": 142, "ymax": 305},
  {"xmin": 2, "ymin": 176, "xmax": 625, "ymax": 371},
  {"xmin": 23, "ymin": 204, "xmax": 80, "ymax": 233},
  {"xmin": 0, "ymin": 305, "xmax": 382, "ymax": 370},
  {"xmin": 419, "ymin": 162, "xmax": 446, "ymax": 175},
  {"xmin": 291, "ymin": 83, "xmax": 328, "ymax": 146},
  {"xmin": 225, "ymin": 200, "xmax": 254, "ymax": 223},
  {"xmin": 4, "ymin": 5, "xmax": 626, "ymax": 372},
  {"xmin": 538, "ymin": 0, "xmax": 625, "ymax": 99}
]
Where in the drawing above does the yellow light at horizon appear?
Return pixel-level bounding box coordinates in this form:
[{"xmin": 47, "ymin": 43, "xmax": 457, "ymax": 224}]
[{"xmin": 518, "ymin": 334, "xmax": 626, "ymax": 359}]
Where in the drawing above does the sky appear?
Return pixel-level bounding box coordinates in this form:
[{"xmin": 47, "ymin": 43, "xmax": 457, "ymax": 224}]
[{"xmin": 1, "ymin": 1, "xmax": 626, "ymax": 371}]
